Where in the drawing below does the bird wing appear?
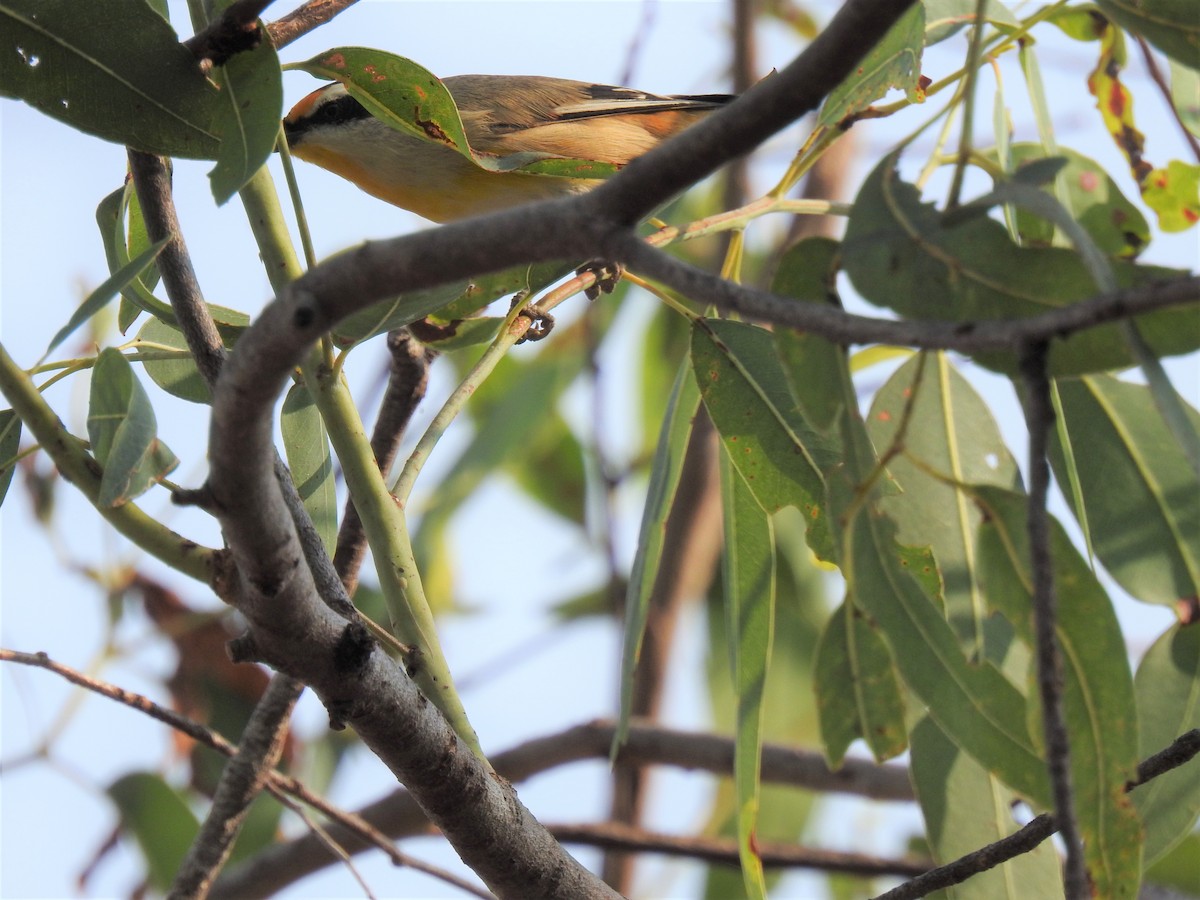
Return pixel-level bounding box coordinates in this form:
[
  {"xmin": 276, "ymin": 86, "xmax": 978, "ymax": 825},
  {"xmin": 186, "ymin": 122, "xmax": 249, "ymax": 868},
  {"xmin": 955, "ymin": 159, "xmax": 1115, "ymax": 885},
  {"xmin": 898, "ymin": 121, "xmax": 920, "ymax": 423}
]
[{"xmin": 444, "ymin": 75, "xmax": 731, "ymax": 164}]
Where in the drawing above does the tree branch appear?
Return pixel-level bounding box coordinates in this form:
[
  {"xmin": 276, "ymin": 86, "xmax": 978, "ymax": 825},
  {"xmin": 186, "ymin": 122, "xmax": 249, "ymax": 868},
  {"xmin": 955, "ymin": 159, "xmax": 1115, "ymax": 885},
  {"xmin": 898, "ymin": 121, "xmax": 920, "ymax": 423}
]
[
  {"xmin": 550, "ymin": 821, "xmax": 930, "ymax": 877},
  {"xmin": 1019, "ymin": 341, "xmax": 1086, "ymax": 898},
  {"xmin": 873, "ymin": 730, "xmax": 1200, "ymax": 900},
  {"xmin": 203, "ymin": 3, "xmax": 923, "ymax": 897},
  {"xmin": 212, "ymin": 718, "xmax": 914, "ymax": 896},
  {"xmin": 127, "ymin": 150, "xmax": 359, "ymax": 897},
  {"xmin": 618, "ymin": 239, "xmax": 1200, "ymax": 354},
  {"xmin": 182, "ymin": 0, "xmax": 276, "ymax": 65},
  {"xmin": 169, "ymin": 677, "xmax": 300, "ymax": 900},
  {"xmin": 266, "ymin": 0, "xmax": 362, "ymax": 50},
  {"xmin": 0, "ymin": 649, "xmax": 491, "ymax": 899}
]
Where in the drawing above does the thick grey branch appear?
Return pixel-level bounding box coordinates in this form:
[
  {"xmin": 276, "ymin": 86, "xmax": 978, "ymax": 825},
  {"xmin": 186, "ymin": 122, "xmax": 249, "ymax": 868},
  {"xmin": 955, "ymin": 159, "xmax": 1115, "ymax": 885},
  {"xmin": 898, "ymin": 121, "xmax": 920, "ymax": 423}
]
[{"xmin": 205, "ymin": 2, "xmax": 923, "ymax": 896}]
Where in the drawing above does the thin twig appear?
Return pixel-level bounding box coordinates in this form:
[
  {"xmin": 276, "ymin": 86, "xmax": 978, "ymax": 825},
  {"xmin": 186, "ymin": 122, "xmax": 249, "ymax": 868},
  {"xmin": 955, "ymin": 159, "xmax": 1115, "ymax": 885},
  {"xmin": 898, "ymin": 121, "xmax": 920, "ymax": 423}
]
[
  {"xmin": 127, "ymin": 148, "xmax": 359, "ymax": 899},
  {"xmin": 616, "ymin": 238, "xmax": 1200, "ymax": 354},
  {"xmin": 0, "ymin": 648, "xmax": 494, "ymax": 899},
  {"xmin": 550, "ymin": 821, "xmax": 931, "ymax": 877},
  {"xmin": 1134, "ymin": 36, "xmax": 1200, "ymax": 163},
  {"xmin": 266, "ymin": 0, "xmax": 362, "ymax": 50},
  {"xmin": 212, "ymin": 717, "xmax": 914, "ymax": 896},
  {"xmin": 169, "ymin": 678, "xmax": 302, "ymax": 900},
  {"xmin": 873, "ymin": 730, "xmax": 1200, "ymax": 900},
  {"xmin": 1019, "ymin": 340, "xmax": 1086, "ymax": 899},
  {"xmin": 183, "ymin": 0, "xmax": 275, "ymax": 65}
]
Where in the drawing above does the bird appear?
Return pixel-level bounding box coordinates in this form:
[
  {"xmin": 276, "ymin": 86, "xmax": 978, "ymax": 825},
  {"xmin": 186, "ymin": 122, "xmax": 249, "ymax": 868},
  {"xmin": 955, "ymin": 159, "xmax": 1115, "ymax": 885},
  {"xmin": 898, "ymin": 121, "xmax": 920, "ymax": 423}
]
[{"xmin": 283, "ymin": 74, "xmax": 734, "ymax": 224}]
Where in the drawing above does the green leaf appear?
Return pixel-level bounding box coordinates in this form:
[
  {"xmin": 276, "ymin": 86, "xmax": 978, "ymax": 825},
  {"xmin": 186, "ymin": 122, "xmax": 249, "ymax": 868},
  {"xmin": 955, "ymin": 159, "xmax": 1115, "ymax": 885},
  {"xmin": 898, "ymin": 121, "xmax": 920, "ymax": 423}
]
[
  {"xmin": 134, "ymin": 318, "xmax": 211, "ymax": 404},
  {"xmin": 107, "ymin": 772, "xmax": 199, "ymax": 892},
  {"xmin": 691, "ymin": 318, "xmax": 837, "ymax": 559},
  {"xmin": 43, "ymin": 239, "xmax": 168, "ymax": 361},
  {"xmin": 1049, "ymin": 375, "xmax": 1200, "ymax": 606},
  {"xmin": 974, "ymin": 486, "xmax": 1143, "ymax": 898},
  {"xmin": 96, "ymin": 186, "xmax": 176, "ymax": 325},
  {"xmin": 88, "ymin": 348, "xmax": 178, "ymax": 507},
  {"xmin": 830, "ymin": 411, "xmax": 1050, "ymax": 804},
  {"xmin": 989, "ymin": 144, "xmax": 1151, "ymax": 258},
  {"xmin": 1141, "ymin": 159, "xmax": 1200, "ymax": 233},
  {"xmin": 416, "ymin": 317, "xmax": 503, "ymax": 351},
  {"xmin": 289, "ymin": 48, "xmax": 618, "ymax": 179},
  {"xmin": 1097, "ymin": 0, "xmax": 1200, "ymax": 68},
  {"xmin": 702, "ymin": 507, "xmax": 826, "ymax": 899},
  {"xmin": 1145, "ymin": 832, "xmax": 1200, "ymax": 894},
  {"xmin": 843, "ymin": 154, "xmax": 1200, "ymax": 375},
  {"xmin": 0, "ymin": 0, "xmax": 221, "ymax": 158},
  {"xmin": 428, "ymin": 261, "xmax": 574, "ymax": 325},
  {"xmin": 208, "ymin": 30, "xmax": 282, "ymax": 204},
  {"xmin": 719, "ymin": 452, "xmax": 774, "ymax": 900},
  {"xmin": 615, "ymin": 357, "xmax": 702, "ymax": 747},
  {"xmin": 0, "ymin": 409, "xmax": 21, "ymax": 507},
  {"xmin": 867, "ymin": 354, "xmax": 1022, "ymax": 656},
  {"xmin": 813, "ymin": 599, "xmax": 907, "ymax": 765},
  {"xmin": 1170, "ymin": 59, "xmax": 1200, "ymax": 138},
  {"xmin": 910, "ymin": 716, "xmax": 1064, "ymax": 900},
  {"xmin": 1133, "ymin": 623, "xmax": 1200, "ymax": 865},
  {"xmin": 820, "ymin": 2, "xmax": 924, "ymax": 125},
  {"xmin": 281, "ymin": 384, "xmax": 337, "ymax": 555},
  {"xmin": 923, "ymin": 0, "xmax": 1021, "ymax": 45},
  {"xmin": 770, "ymin": 237, "xmax": 847, "ymax": 435}
]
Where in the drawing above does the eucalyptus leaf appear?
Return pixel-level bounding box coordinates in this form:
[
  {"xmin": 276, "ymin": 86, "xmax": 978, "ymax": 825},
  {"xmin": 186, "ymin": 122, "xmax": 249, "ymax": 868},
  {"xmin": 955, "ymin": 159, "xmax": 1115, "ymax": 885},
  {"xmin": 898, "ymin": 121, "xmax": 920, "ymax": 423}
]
[
  {"xmin": 0, "ymin": 0, "xmax": 221, "ymax": 157},
  {"xmin": 281, "ymin": 384, "xmax": 337, "ymax": 555},
  {"xmin": 88, "ymin": 348, "xmax": 178, "ymax": 506},
  {"xmin": 719, "ymin": 452, "xmax": 773, "ymax": 900},
  {"xmin": 843, "ymin": 154, "xmax": 1200, "ymax": 375},
  {"xmin": 1049, "ymin": 375, "xmax": 1200, "ymax": 606},
  {"xmin": 691, "ymin": 318, "xmax": 837, "ymax": 559},
  {"xmin": 208, "ymin": 31, "xmax": 282, "ymax": 204},
  {"xmin": 1133, "ymin": 623, "xmax": 1200, "ymax": 866},
  {"xmin": 107, "ymin": 772, "xmax": 198, "ymax": 892},
  {"xmin": 0, "ymin": 409, "xmax": 21, "ymax": 507},
  {"xmin": 974, "ymin": 486, "xmax": 1143, "ymax": 898}
]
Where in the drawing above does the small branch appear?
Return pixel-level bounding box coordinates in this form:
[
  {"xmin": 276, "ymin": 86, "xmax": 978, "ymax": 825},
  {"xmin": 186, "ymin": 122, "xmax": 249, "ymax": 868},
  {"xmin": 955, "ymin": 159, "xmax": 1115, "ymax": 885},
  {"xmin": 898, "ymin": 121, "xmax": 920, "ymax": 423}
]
[
  {"xmin": 332, "ymin": 330, "xmax": 432, "ymax": 596},
  {"xmin": 1019, "ymin": 340, "xmax": 1086, "ymax": 898},
  {"xmin": 266, "ymin": 0, "xmax": 362, "ymax": 50},
  {"xmin": 212, "ymin": 718, "xmax": 914, "ymax": 896},
  {"xmin": 550, "ymin": 821, "xmax": 931, "ymax": 877},
  {"xmin": 1134, "ymin": 36, "xmax": 1200, "ymax": 163},
  {"xmin": 616, "ymin": 239, "xmax": 1200, "ymax": 353},
  {"xmin": 182, "ymin": 0, "xmax": 275, "ymax": 65},
  {"xmin": 0, "ymin": 343, "xmax": 216, "ymax": 584},
  {"xmin": 169, "ymin": 677, "xmax": 302, "ymax": 900},
  {"xmin": 129, "ymin": 149, "xmax": 359, "ymax": 897},
  {"xmin": 0, "ymin": 648, "xmax": 489, "ymax": 898},
  {"xmin": 874, "ymin": 730, "xmax": 1200, "ymax": 900},
  {"xmin": 1131, "ymin": 728, "xmax": 1200, "ymax": 787},
  {"xmin": 127, "ymin": 152, "xmax": 227, "ymax": 385}
]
